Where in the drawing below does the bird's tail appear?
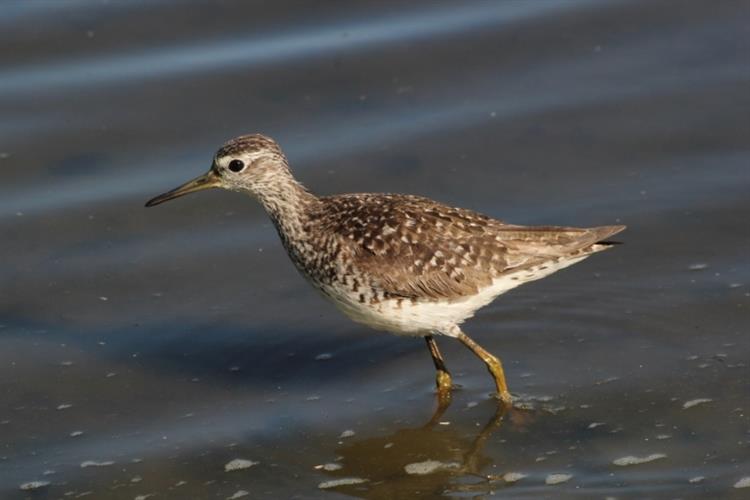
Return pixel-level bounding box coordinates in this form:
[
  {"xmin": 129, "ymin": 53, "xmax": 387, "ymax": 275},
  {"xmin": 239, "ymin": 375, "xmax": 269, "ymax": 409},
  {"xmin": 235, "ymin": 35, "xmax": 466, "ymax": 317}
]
[{"xmin": 589, "ymin": 225, "xmax": 626, "ymax": 251}]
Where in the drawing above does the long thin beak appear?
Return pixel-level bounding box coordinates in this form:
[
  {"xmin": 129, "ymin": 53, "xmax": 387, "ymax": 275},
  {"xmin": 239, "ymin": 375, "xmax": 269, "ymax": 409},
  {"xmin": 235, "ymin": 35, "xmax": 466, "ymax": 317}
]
[{"xmin": 145, "ymin": 170, "xmax": 221, "ymax": 207}]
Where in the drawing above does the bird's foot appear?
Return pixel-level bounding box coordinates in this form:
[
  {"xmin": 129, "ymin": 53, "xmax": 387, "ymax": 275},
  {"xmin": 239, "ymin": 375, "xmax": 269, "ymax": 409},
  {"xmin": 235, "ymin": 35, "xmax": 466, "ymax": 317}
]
[
  {"xmin": 435, "ymin": 370, "xmax": 453, "ymax": 408},
  {"xmin": 435, "ymin": 369, "xmax": 453, "ymax": 393},
  {"xmin": 494, "ymin": 390, "xmax": 513, "ymax": 406}
]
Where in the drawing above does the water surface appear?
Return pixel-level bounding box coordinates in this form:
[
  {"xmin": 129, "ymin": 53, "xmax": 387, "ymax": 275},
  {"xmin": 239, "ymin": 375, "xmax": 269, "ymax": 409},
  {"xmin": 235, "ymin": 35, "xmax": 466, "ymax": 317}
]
[{"xmin": 1, "ymin": 1, "xmax": 749, "ymax": 498}]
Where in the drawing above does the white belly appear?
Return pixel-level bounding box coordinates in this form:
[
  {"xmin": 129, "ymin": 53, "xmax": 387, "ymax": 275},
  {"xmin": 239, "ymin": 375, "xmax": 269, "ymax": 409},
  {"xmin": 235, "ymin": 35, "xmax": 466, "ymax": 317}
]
[{"xmin": 317, "ymin": 254, "xmax": 589, "ymax": 337}]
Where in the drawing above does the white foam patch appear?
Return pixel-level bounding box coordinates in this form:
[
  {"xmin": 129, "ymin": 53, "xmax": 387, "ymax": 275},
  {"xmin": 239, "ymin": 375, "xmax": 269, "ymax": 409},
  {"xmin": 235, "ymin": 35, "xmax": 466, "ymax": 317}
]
[
  {"xmin": 80, "ymin": 460, "xmax": 115, "ymax": 468},
  {"xmin": 503, "ymin": 472, "xmax": 527, "ymax": 483},
  {"xmin": 19, "ymin": 481, "xmax": 50, "ymax": 491},
  {"xmin": 545, "ymin": 473, "xmax": 572, "ymax": 485},
  {"xmin": 315, "ymin": 463, "xmax": 343, "ymax": 471},
  {"xmin": 735, "ymin": 477, "xmax": 750, "ymax": 489},
  {"xmin": 224, "ymin": 459, "xmax": 259, "ymax": 472},
  {"xmin": 404, "ymin": 460, "xmax": 460, "ymax": 475},
  {"xmin": 682, "ymin": 398, "xmax": 712, "ymax": 409},
  {"xmin": 613, "ymin": 454, "xmax": 666, "ymax": 466},
  {"xmin": 318, "ymin": 477, "xmax": 368, "ymax": 489}
]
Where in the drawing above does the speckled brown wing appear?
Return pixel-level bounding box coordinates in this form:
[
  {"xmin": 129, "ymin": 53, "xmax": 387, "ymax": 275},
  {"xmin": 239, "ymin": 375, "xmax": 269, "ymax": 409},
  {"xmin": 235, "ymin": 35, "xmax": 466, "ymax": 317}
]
[
  {"xmin": 316, "ymin": 194, "xmax": 624, "ymax": 301},
  {"xmin": 315, "ymin": 194, "xmax": 486, "ymax": 300}
]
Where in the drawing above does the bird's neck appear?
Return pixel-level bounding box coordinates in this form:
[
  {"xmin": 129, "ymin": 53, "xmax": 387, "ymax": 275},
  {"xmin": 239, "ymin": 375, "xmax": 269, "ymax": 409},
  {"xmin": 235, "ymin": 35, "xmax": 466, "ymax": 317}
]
[{"xmin": 254, "ymin": 171, "xmax": 319, "ymax": 245}]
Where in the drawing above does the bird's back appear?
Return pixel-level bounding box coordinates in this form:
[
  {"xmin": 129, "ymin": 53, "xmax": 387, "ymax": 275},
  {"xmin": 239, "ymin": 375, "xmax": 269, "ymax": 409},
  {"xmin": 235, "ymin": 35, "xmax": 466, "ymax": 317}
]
[
  {"xmin": 304, "ymin": 193, "xmax": 624, "ymax": 304},
  {"xmin": 281, "ymin": 193, "xmax": 623, "ymax": 335}
]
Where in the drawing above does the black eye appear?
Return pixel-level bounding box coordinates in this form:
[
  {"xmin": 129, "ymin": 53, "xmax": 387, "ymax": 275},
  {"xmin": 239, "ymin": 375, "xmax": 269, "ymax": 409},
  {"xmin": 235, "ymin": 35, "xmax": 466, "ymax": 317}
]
[{"xmin": 228, "ymin": 159, "xmax": 245, "ymax": 172}]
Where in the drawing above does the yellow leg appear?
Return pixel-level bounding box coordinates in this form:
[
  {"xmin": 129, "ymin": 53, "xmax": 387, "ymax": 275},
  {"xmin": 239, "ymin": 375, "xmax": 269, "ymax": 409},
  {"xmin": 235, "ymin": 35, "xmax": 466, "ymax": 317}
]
[
  {"xmin": 457, "ymin": 330, "xmax": 512, "ymax": 405},
  {"xmin": 425, "ymin": 335, "xmax": 452, "ymax": 405}
]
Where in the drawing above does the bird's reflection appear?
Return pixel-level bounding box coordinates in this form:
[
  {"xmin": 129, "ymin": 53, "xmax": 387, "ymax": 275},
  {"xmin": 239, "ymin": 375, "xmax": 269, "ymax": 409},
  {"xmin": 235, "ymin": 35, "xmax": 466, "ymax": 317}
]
[{"xmin": 319, "ymin": 399, "xmax": 533, "ymax": 498}]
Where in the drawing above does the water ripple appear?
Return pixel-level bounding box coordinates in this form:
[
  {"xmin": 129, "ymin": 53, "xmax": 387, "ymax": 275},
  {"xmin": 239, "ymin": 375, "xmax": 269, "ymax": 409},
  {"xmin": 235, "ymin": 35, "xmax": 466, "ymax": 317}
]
[{"xmin": 0, "ymin": 0, "xmax": 595, "ymax": 95}]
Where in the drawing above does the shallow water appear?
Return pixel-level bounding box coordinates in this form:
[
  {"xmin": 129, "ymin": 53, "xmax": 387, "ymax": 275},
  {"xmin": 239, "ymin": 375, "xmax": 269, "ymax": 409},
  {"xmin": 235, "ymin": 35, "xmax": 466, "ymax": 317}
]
[{"xmin": 2, "ymin": 1, "xmax": 749, "ymax": 498}]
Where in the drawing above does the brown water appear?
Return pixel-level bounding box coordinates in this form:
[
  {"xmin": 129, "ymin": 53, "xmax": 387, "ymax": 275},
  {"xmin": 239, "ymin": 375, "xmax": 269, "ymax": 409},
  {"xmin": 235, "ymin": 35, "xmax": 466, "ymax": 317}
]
[{"xmin": 2, "ymin": 1, "xmax": 749, "ymax": 498}]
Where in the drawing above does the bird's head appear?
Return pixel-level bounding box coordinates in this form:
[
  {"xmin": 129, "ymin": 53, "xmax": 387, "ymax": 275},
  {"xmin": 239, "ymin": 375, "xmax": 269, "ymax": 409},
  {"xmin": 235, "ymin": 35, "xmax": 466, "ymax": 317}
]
[{"xmin": 145, "ymin": 134, "xmax": 290, "ymax": 207}]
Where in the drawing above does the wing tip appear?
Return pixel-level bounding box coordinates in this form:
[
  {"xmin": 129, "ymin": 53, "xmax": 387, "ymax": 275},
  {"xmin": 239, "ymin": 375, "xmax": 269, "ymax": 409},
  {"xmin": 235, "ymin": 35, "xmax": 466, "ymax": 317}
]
[{"xmin": 594, "ymin": 224, "xmax": 627, "ymax": 245}]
